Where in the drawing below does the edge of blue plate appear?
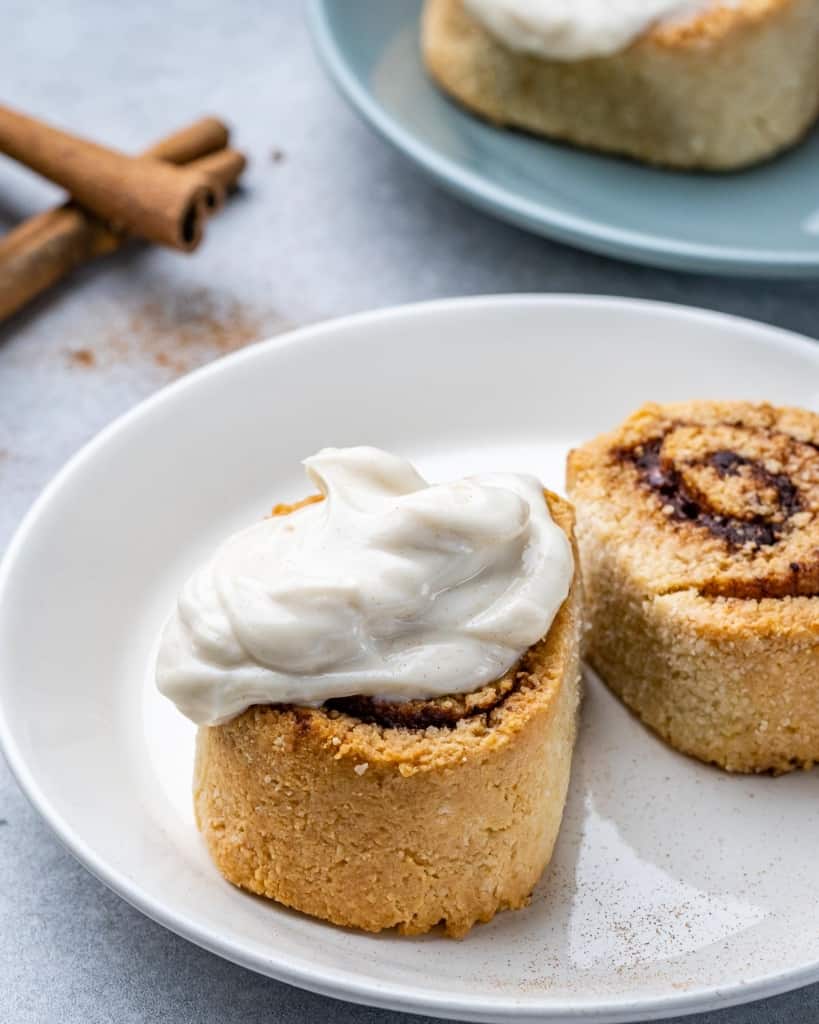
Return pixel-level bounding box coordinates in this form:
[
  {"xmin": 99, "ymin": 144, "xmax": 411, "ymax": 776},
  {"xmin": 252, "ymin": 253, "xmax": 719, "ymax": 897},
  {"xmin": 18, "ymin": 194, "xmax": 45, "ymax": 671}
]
[{"xmin": 308, "ymin": 0, "xmax": 819, "ymax": 278}]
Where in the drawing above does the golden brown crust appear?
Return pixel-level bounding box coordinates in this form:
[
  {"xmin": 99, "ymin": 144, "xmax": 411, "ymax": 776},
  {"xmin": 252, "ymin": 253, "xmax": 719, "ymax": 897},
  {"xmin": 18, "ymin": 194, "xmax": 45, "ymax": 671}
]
[
  {"xmin": 567, "ymin": 401, "xmax": 819, "ymax": 774},
  {"xmin": 422, "ymin": 0, "xmax": 819, "ymax": 170},
  {"xmin": 194, "ymin": 490, "xmax": 582, "ymax": 934},
  {"xmin": 647, "ymin": 0, "xmax": 790, "ymax": 46}
]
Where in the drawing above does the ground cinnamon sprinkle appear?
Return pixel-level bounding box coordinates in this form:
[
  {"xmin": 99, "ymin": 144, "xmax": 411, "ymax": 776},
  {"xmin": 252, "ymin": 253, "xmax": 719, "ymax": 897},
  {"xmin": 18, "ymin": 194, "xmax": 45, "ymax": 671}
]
[
  {"xmin": 66, "ymin": 348, "xmax": 96, "ymax": 368},
  {"xmin": 62, "ymin": 285, "xmax": 291, "ymax": 378}
]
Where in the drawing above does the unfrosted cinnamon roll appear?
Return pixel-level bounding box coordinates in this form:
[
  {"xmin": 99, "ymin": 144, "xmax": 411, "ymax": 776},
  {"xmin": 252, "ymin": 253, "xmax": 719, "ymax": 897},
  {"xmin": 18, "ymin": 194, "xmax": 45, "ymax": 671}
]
[{"xmin": 567, "ymin": 401, "xmax": 819, "ymax": 774}]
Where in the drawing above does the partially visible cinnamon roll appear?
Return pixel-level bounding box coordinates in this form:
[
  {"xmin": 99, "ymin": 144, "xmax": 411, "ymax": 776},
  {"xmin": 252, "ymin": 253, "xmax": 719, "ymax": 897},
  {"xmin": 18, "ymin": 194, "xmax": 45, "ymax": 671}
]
[
  {"xmin": 422, "ymin": 0, "xmax": 819, "ymax": 171},
  {"xmin": 567, "ymin": 401, "xmax": 819, "ymax": 774}
]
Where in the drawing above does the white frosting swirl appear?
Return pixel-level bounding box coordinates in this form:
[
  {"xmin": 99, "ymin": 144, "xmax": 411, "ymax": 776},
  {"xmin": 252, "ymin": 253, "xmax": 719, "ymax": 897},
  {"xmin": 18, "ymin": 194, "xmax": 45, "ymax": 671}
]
[
  {"xmin": 463, "ymin": 0, "xmax": 735, "ymax": 60},
  {"xmin": 156, "ymin": 447, "xmax": 573, "ymax": 725}
]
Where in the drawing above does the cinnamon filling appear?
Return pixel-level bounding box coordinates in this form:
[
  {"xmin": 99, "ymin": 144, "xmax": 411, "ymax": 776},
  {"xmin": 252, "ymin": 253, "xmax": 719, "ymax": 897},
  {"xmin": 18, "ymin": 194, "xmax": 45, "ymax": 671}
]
[
  {"xmin": 325, "ymin": 661, "xmax": 525, "ymax": 730},
  {"xmin": 627, "ymin": 438, "xmax": 800, "ymax": 550},
  {"xmin": 614, "ymin": 420, "xmax": 819, "ymax": 599}
]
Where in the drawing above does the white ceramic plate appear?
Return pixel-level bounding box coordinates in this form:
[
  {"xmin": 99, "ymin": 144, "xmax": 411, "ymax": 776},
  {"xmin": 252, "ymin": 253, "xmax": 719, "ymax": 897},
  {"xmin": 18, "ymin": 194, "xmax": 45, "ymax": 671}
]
[{"xmin": 2, "ymin": 296, "xmax": 819, "ymax": 1024}]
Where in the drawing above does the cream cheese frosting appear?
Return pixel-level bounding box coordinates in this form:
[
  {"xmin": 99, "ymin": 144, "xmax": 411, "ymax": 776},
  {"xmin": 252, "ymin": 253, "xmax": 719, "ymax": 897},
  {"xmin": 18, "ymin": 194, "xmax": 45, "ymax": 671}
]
[
  {"xmin": 462, "ymin": 0, "xmax": 738, "ymax": 60},
  {"xmin": 156, "ymin": 446, "xmax": 573, "ymax": 725}
]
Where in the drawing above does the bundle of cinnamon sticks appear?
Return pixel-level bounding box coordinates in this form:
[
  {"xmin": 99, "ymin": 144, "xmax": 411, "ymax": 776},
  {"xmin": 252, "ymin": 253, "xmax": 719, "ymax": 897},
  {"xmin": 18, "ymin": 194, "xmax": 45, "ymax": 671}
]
[{"xmin": 0, "ymin": 105, "xmax": 247, "ymax": 323}]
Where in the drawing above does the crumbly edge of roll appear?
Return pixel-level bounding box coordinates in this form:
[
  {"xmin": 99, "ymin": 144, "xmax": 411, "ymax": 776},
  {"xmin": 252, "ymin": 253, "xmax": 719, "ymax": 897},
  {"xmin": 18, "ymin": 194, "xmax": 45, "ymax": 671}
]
[
  {"xmin": 567, "ymin": 401, "xmax": 819, "ymax": 773},
  {"xmin": 193, "ymin": 490, "xmax": 582, "ymax": 935},
  {"xmin": 421, "ymin": 0, "xmax": 819, "ymax": 170},
  {"xmin": 577, "ymin": 541, "xmax": 819, "ymax": 773}
]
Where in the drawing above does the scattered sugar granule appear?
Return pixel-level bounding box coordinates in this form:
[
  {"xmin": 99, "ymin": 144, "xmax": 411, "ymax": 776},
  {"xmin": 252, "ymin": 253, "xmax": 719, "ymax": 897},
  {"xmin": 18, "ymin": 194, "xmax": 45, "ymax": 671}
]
[{"xmin": 354, "ymin": 763, "xmax": 369, "ymax": 776}]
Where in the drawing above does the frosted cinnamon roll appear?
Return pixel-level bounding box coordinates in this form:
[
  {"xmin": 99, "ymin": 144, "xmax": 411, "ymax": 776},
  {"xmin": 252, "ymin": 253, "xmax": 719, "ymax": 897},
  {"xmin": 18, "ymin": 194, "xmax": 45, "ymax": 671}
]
[
  {"xmin": 567, "ymin": 401, "xmax": 819, "ymax": 774},
  {"xmin": 157, "ymin": 448, "xmax": 581, "ymax": 935}
]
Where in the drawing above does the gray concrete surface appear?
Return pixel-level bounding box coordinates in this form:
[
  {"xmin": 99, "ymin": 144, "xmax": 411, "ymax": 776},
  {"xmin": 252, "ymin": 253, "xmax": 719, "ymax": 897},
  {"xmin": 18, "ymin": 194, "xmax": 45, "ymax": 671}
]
[{"xmin": 1, "ymin": 2, "xmax": 818, "ymax": 1021}]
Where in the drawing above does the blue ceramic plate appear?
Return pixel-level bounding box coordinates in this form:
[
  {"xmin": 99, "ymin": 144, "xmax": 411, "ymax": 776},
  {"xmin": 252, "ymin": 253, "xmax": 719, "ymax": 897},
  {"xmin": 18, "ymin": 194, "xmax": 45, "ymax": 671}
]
[{"xmin": 310, "ymin": 0, "xmax": 819, "ymax": 276}]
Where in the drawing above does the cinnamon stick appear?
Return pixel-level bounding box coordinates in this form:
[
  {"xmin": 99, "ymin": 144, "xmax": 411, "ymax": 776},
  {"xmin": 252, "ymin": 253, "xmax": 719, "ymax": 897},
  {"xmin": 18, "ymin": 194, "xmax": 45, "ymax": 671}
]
[
  {"xmin": 187, "ymin": 149, "xmax": 247, "ymax": 212},
  {"xmin": 146, "ymin": 117, "xmax": 232, "ymax": 212},
  {"xmin": 145, "ymin": 117, "xmax": 228, "ymax": 165},
  {"xmin": 0, "ymin": 104, "xmax": 217, "ymax": 251},
  {"xmin": 0, "ymin": 119, "xmax": 245, "ymax": 323}
]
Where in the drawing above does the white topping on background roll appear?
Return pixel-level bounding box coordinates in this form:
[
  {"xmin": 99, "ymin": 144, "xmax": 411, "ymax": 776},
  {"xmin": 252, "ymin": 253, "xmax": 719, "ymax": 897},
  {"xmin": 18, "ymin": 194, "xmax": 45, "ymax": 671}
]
[
  {"xmin": 463, "ymin": 0, "xmax": 739, "ymax": 60},
  {"xmin": 157, "ymin": 447, "xmax": 573, "ymax": 724}
]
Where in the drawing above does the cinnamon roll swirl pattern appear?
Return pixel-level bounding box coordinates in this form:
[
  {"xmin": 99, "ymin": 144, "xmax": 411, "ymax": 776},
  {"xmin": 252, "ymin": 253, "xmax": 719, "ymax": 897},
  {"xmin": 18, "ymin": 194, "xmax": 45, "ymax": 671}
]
[
  {"xmin": 620, "ymin": 410, "xmax": 818, "ymax": 599},
  {"xmin": 568, "ymin": 401, "xmax": 819, "ymax": 774}
]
